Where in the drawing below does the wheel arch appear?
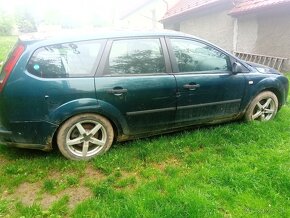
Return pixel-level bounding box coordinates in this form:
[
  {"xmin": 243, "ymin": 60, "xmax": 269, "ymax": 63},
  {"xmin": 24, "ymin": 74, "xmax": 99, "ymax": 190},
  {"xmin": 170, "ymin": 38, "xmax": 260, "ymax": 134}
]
[
  {"xmin": 242, "ymin": 77, "xmax": 285, "ymax": 113},
  {"xmin": 259, "ymin": 87, "xmax": 282, "ymax": 109},
  {"xmin": 243, "ymin": 88, "xmax": 281, "ymax": 115},
  {"xmin": 243, "ymin": 90, "xmax": 279, "ymax": 121},
  {"xmin": 51, "ymin": 111, "xmax": 121, "ymax": 149},
  {"xmin": 48, "ymin": 98, "xmax": 130, "ymax": 148}
]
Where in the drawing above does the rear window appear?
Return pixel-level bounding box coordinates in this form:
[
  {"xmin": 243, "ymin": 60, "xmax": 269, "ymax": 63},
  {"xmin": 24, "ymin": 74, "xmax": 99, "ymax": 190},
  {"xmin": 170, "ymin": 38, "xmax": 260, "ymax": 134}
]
[{"xmin": 27, "ymin": 40, "xmax": 104, "ymax": 78}]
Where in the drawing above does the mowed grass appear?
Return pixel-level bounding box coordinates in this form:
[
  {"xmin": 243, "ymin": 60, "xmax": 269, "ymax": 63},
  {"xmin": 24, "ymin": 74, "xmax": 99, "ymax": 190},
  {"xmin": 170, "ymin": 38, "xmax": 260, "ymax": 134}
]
[{"xmin": 0, "ymin": 36, "xmax": 290, "ymax": 217}]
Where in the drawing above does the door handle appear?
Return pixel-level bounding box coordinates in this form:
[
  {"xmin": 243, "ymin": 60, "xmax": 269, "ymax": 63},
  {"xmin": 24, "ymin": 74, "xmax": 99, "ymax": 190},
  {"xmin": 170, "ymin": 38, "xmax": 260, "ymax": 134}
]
[
  {"xmin": 107, "ymin": 88, "xmax": 128, "ymax": 96},
  {"xmin": 183, "ymin": 84, "xmax": 200, "ymax": 90}
]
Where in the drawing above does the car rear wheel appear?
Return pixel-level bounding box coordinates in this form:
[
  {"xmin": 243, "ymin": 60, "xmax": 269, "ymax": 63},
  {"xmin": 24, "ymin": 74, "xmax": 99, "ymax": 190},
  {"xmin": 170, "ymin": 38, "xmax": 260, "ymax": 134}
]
[
  {"xmin": 244, "ymin": 91, "xmax": 278, "ymax": 121},
  {"xmin": 57, "ymin": 114, "xmax": 114, "ymax": 160}
]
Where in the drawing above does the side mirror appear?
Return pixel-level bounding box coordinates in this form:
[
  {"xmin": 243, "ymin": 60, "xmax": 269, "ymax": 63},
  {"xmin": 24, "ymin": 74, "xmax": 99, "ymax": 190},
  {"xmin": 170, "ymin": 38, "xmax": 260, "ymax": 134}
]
[{"xmin": 232, "ymin": 62, "xmax": 243, "ymax": 74}]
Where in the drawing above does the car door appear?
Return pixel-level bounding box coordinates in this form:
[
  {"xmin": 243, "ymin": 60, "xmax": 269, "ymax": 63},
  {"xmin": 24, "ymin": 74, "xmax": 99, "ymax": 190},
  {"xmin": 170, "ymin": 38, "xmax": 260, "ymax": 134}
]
[
  {"xmin": 166, "ymin": 37, "xmax": 247, "ymax": 126},
  {"xmin": 94, "ymin": 37, "xmax": 177, "ymax": 135}
]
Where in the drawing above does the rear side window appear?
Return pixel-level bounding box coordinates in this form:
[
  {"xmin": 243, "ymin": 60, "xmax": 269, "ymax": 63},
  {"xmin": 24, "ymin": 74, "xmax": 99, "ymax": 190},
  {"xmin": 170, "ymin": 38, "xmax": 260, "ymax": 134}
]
[
  {"xmin": 27, "ymin": 40, "xmax": 103, "ymax": 78},
  {"xmin": 106, "ymin": 38, "xmax": 165, "ymax": 75}
]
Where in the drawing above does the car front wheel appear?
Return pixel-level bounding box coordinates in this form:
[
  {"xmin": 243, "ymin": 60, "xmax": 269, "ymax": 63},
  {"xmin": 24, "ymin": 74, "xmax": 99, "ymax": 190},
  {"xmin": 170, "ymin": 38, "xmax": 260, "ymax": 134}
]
[
  {"xmin": 57, "ymin": 113, "xmax": 114, "ymax": 160},
  {"xmin": 244, "ymin": 91, "xmax": 278, "ymax": 122}
]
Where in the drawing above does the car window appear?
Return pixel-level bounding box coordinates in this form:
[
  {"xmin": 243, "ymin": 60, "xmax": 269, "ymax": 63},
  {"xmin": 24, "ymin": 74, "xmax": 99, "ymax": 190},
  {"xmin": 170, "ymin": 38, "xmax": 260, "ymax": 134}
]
[
  {"xmin": 106, "ymin": 38, "xmax": 165, "ymax": 75},
  {"xmin": 27, "ymin": 40, "xmax": 103, "ymax": 78},
  {"xmin": 170, "ymin": 38, "xmax": 231, "ymax": 73}
]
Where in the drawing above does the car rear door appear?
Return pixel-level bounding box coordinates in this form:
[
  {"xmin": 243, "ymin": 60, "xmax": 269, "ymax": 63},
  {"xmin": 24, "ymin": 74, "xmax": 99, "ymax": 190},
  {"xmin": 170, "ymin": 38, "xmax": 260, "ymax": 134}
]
[
  {"xmin": 166, "ymin": 37, "xmax": 246, "ymax": 126},
  {"xmin": 94, "ymin": 37, "xmax": 177, "ymax": 135}
]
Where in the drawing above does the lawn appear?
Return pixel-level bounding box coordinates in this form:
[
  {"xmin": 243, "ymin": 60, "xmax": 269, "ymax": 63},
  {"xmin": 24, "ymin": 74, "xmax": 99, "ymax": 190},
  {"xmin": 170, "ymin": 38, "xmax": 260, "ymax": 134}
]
[
  {"xmin": 0, "ymin": 36, "xmax": 17, "ymax": 70},
  {"xmin": 0, "ymin": 36, "xmax": 289, "ymax": 217}
]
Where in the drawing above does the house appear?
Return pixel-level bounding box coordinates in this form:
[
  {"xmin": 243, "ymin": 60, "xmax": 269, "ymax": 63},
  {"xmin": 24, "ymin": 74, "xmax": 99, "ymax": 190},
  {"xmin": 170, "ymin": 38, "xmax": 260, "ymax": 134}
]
[
  {"xmin": 117, "ymin": 0, "xmax": 179, "ymax": 30},
  {"xmin": 161, "ymin": 0, "xmax": 290, "ymax": 71}
]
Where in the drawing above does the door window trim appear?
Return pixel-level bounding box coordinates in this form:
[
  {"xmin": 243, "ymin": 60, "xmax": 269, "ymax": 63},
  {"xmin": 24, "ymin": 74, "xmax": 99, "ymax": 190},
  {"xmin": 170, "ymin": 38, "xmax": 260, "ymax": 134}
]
[
  {"xmin": 165, "ymin": 36, "xmax": 240, "ymax": 75},
  {"xmin": 26, "ymin": 39, "xmax": 106, "ymax": 79},
  {"xmin": 96, "ymin": 36, "xmax": 172, "ymax": 77}
]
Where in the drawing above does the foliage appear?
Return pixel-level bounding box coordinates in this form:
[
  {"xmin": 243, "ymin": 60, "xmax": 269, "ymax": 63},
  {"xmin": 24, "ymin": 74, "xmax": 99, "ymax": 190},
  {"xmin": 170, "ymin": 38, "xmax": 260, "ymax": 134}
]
[
  {"xmin": 0, "ymin": 11, "xmax": 14, "ymax": 36},
  {"xmin": 15, "ymin": 8, "xmax": 37, "ymax": 33},
  {"xmin": 0, "ymin": 36, "xmax": 17, "ymax": 71},
  {"xmin": 111, "ymin": 50, "xmax": 165, "ymax": 74}
]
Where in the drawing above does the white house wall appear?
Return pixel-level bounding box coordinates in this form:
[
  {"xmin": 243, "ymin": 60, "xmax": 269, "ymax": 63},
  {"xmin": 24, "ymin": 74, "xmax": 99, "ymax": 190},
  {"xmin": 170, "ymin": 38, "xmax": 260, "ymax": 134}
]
[
  {"xmin": 236, "ymin": 10, "xmax": 290, "ymax": 71},
  {"xmin": 164, "ymin": 5, "xmax": 290, "ymax": 71},
  {"xmin": 179, "ymin": 5, "xmax": 234, "ymax": 52},
  {"xmin": 236, "ymin": 15, "xmax": 258, "ymax": 54}
]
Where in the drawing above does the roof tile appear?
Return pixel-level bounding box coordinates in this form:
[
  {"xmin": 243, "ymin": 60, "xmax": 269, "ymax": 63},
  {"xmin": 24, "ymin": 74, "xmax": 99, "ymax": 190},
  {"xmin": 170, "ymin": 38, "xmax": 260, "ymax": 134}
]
[
  {"xmin": 162, "ymin": 0, "xmax": 225, "ymax": 20},
  {"xmin": 162, "ymin": 0, "xmax": 290, "ymax": 21},
  {"xmin": 230, "ymin": 0, "xmax": 290, "ymax": 15}
]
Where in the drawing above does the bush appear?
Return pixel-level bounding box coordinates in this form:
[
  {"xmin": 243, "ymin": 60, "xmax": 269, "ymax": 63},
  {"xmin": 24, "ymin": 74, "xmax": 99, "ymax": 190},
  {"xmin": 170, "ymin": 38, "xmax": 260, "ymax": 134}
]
[
  {"xmin": 0, "ymin": 14, "xmax": 14, "ymax": 36},
  {"xmin": 15, "ymin": 9, "xmax": 37, "ymax": 33}
]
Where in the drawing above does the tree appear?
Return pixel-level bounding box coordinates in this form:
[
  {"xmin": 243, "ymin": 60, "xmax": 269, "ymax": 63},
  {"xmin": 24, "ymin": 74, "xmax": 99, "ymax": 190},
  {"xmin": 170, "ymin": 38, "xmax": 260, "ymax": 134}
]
[
  {"xmin": 0, "ymin": 10, "xmax": 14, "ymax": 35},
  {"xmin": 15, "ymin": 8, "xmax": 37, "ymax": 33}
]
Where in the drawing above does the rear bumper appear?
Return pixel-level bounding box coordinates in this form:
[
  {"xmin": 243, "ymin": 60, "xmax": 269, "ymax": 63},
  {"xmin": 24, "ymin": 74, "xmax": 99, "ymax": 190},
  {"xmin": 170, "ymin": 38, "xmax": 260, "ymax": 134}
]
[
  {"xmin": 0, "ymin": 126, "xmax": 52, "ymax": 151},
  {"xmin": 0, "ymin": 126, "xmax": 13, "ymax": 142},
  {"xmin": 3, "ymin": 142, "xmax": 52, "ymax": 151}
]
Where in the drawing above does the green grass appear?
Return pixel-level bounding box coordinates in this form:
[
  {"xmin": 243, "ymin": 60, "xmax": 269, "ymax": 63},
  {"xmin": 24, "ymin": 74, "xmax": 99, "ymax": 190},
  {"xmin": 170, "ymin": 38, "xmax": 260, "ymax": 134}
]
[
  {"xmin": 0, "ymin": 36, "xmax": 17, "ymax": 68},
  {"xmin": 0, "ymin": 36, "xmax": 290, "ymax": 217}
]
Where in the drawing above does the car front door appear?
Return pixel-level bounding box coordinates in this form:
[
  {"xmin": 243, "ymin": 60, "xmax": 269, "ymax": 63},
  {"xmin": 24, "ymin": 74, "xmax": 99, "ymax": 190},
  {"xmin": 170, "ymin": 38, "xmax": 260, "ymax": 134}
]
[
  {"xmin": 167, "ymin": 37, "xmax": 246, "ymax": 126},
  {"xmin": 95, "ymin": 37, "xmax": 177, "ymax": 135}
]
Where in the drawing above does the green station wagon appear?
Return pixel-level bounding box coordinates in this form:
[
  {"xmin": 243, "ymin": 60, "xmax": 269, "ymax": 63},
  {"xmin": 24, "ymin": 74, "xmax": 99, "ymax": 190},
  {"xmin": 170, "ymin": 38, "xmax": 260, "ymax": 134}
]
[{"xmin": 0, "ymin": 30, "xmax": 288, "ymax": 160}]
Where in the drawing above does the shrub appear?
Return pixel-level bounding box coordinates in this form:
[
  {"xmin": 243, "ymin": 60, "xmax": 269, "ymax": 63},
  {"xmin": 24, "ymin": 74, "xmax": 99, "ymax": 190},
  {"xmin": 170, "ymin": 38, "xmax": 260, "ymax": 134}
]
[{"xmin": 0, "ymin": 13, "xmax": 14, "ymax": 36}]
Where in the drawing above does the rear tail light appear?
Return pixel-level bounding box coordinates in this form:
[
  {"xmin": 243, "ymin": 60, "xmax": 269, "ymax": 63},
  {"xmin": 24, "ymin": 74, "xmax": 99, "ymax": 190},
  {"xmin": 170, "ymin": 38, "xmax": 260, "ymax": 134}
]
[{"xmin": 0, "ymin": 44, "xmax": 25, "ymax": 92}]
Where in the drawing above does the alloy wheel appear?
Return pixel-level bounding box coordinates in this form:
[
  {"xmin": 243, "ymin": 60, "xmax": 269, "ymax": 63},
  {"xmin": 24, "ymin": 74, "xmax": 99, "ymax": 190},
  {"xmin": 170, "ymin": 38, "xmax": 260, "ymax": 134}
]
[
  {"xmin": 251, "ymin": 97, "xmax": 276, "ymax": 121},
  {"xmin": 66, "ymin": 120, "xmax": 107, "ymax": 157}
]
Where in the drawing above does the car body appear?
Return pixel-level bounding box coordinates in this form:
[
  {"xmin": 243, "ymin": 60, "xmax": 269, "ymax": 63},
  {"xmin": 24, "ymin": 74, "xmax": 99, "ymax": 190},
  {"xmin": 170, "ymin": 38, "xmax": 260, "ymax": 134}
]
[{"xmin": 0, "ymin": 30, "xmax": 288, "ymax": 160}]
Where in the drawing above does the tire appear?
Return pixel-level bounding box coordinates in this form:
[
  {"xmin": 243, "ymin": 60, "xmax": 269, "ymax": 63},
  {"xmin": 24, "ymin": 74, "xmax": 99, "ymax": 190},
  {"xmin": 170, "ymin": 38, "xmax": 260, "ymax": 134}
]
[
  {"xmin": 244, "ymin": 91, "xmax": 278, "ymax": 122},
  {"xmin": 57, "ymin": 113, "xmax": 114, "ymax": 160}
]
